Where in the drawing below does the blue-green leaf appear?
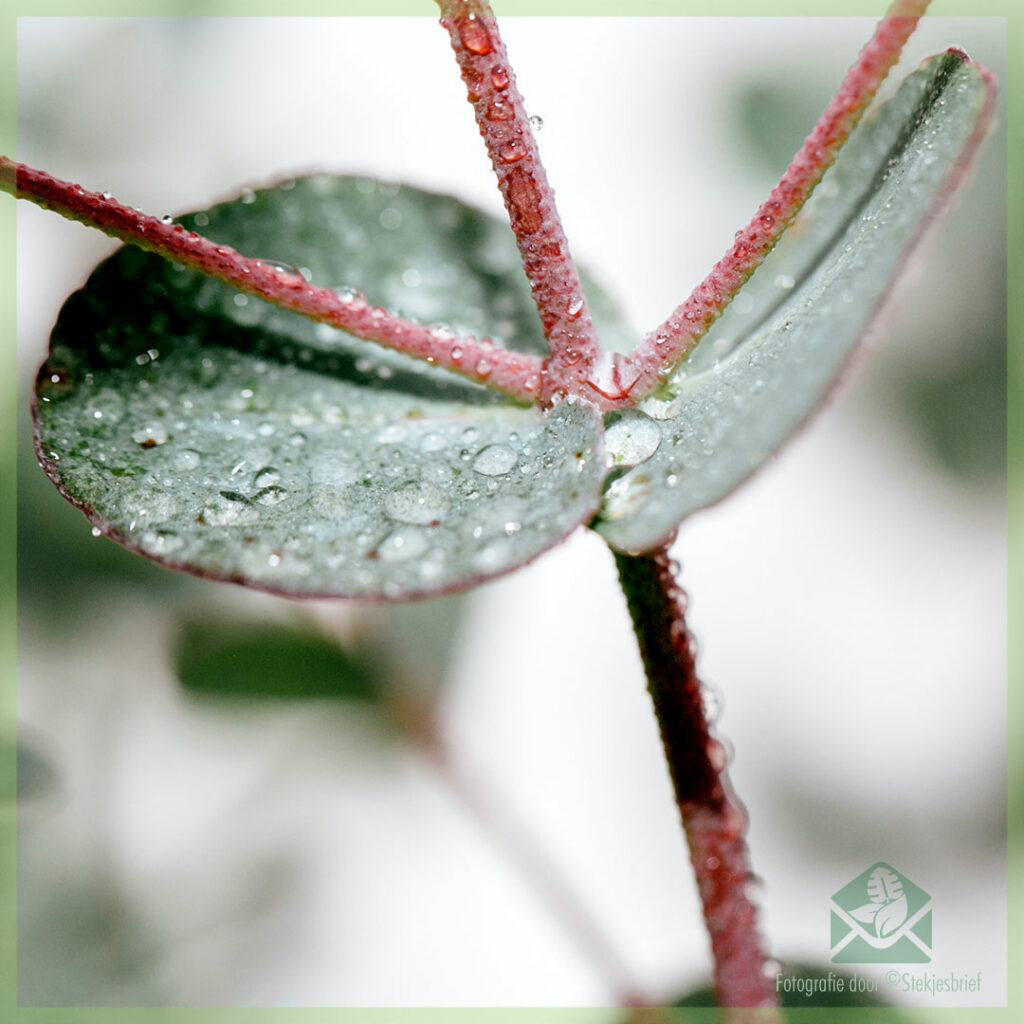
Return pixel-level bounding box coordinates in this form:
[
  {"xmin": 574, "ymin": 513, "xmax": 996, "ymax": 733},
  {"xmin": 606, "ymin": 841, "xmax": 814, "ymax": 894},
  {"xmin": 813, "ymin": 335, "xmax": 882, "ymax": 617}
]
[
  {"xmin": 33, "ymin": 178, "xmax": 608, "ymax": 598},
  {"xmin": 596, "ymin": 51, "xmax": 992, "ymax": 553}
]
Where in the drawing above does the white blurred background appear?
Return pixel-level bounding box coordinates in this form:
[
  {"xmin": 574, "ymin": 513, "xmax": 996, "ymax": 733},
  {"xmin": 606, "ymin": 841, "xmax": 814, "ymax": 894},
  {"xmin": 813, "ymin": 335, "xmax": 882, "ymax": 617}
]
[{"xmin": 16, "ymin": 14, "xmax": 1007, "ymax": 1009}]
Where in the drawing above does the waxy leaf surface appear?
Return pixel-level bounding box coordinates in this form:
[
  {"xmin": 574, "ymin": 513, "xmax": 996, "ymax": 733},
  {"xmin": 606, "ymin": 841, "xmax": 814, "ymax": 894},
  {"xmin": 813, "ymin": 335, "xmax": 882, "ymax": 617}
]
[
  {"xmin": 34, "ymin": 177, "xmax": 609, "ymax": 598},
  {"xmin": 596, "ymin": 52, "xmax": 992, "ymax": 553}
]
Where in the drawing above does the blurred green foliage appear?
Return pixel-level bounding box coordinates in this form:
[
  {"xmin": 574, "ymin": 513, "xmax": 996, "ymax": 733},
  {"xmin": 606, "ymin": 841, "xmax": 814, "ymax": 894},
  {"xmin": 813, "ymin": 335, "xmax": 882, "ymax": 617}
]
[{"xmin": 175, "ymin": 620, "xmax": 384, "ymax": 703}]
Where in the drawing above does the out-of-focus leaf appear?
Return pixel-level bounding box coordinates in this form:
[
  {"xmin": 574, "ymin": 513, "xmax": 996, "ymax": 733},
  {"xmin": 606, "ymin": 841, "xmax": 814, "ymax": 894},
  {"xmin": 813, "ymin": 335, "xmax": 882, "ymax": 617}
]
[
  {"xmin": 175, "ymin": 619, "xmax": 383, "ymax": 702},
  {"xmin": 596, "ymin": 51, "xmax": 993, "ymax": 552},
  {"xmin": 732, "ymin": 79, "xmax": 833, "ymax": 173},
  {"xmin": 896, "ymin": 325, "xmax": 1006, "ymax": 479},
  {"xmin": 34, "ymin": 176, "xmax": 608, "ymax": 599}
]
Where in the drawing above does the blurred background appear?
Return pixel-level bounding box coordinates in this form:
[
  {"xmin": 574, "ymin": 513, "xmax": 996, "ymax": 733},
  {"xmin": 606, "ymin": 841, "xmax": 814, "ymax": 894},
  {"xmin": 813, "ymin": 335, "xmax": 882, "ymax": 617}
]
[{"xmin": 14, "ymin": 12, "xmax": 1008, "ymax": 1010}]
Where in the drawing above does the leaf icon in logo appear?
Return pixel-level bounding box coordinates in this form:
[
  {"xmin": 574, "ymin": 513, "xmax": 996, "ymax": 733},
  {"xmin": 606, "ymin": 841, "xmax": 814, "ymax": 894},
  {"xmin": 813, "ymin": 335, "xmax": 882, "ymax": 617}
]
[
  {"xmin": 875, "ymin": 893, "xmax": 909, "ymax": 937},
  {"xmin": 866, "ymin": 865, "xmax": 905, "ymax": 904},
  {"xmin": 850, "ymin": 903, "xmax": 882, "ymax": 925}
]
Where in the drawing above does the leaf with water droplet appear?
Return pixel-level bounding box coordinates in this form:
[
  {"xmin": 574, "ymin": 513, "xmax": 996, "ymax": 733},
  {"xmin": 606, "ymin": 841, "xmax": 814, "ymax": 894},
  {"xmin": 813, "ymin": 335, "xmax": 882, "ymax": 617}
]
[
  {"xmin": 33, "ymin": 176, "xmax": 610, "ymax": 598},
  {"xmin": 596, "ymin": 52, "xmax": 993, "ymax": 553}
]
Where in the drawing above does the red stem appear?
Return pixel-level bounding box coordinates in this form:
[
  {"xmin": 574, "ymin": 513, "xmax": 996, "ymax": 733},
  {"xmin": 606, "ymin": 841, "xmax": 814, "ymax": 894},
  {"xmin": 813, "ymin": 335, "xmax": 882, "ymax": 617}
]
[
  {"xmin": 436, "ymin": 1, "xmax": 604, "ymax": 405},
  {"xmin": 615, "ymin": 548, "xmax": 779, "ymax": 1015},
  {"xmin": 624, "ymin": 0, "xmax": 931, "ymax": 399},
  {"xmin": 1, "ymin": 156, "xmax": 544, "ymax": 403}
]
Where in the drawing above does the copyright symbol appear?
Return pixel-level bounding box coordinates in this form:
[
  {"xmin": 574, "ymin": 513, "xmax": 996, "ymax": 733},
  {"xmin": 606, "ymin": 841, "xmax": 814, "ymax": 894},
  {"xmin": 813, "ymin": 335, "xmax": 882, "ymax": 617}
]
[{"xmin": 885, "ymin": 970, "xmax": 900, "ymax": 986}]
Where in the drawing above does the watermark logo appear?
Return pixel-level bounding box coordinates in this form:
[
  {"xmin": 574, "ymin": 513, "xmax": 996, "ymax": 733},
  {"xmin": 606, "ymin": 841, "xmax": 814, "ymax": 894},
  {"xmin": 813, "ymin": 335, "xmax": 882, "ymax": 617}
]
[{"xmin": 830, "ymin": 862, "xmax": 931, "ymax": 963}]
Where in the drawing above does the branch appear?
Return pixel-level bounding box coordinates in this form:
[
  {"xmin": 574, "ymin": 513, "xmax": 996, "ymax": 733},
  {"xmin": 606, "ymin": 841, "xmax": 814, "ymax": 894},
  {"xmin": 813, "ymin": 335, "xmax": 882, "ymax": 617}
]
[
  {"xmin": 615, "ymin": 548, "xmax": 780, "ymax": 1016},
  {"xmin": 2, "ymin": 157, "xmax": 544, "ymax": 404},
  {"xmin": 624, "ymin": 0, "xmax": 931, "ymax": 399},
  {"xmin": 436, "ymin": 1, "xmax": 603, "ymax": 403}
]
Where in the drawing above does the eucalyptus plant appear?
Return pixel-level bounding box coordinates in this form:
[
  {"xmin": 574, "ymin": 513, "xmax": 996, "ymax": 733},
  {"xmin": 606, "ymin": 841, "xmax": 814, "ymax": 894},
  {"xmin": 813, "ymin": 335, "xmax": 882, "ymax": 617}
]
[{"xmin": 6, "ymin": 0, "xmax": 996, "ymax": 1012}]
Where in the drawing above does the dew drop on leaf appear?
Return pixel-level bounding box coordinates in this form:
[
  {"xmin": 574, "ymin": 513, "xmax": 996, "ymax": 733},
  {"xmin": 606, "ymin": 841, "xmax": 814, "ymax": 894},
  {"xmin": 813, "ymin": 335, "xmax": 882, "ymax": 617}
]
[
  {"xmin": 472, "ymin": 444, "xmax": 518, "ymax": 476},
  {"xmin": 131, "ymin": 424, "xmax": 168, "ymax": 448},
  {"xmin": 384, "ymin": 481, "xmax": 448, "ymax": 525},
  {"xmin": 604, "ymin": 410, "xmax": 662, "ymax": 467}
]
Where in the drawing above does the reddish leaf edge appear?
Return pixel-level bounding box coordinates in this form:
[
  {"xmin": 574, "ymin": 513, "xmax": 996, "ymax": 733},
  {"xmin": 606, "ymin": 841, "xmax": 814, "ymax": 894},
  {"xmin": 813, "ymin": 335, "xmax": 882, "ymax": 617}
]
[{"xmin": 31, "ymin": 391, "xmax": 606, "ymax": 603}]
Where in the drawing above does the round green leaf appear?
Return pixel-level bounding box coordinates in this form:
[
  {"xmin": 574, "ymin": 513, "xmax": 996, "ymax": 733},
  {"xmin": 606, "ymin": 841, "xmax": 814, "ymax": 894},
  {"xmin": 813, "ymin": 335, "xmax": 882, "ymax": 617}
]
[
  {"xmin": 34, "ymin": 177, "xmax": 605, "ymax": 598},
  {"xmin": 596, "ymin": 52, "xmax": 992, "ymax": 553}
]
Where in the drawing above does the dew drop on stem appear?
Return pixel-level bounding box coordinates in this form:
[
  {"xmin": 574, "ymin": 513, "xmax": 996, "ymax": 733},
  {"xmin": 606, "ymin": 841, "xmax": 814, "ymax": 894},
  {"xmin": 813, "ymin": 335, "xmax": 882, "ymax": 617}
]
[{"xmin": 458, "ymin": 18, "xmax": 493, "ymax": 55}]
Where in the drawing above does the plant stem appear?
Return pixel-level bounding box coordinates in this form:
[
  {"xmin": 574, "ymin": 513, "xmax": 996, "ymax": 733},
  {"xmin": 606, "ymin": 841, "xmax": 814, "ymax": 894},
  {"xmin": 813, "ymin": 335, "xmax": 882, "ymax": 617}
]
[
  {"xmin": 625, "ymin": 0, "xmax": 932, "ymax": 399},
  {"xmin": 1, "ymin": 156, "xmax": 544, "ymax": 403},
  {"xmin": 437, "ymin": 1, "xmax": 604, "ymax": 404},
  {"xmin": 615, "ymin": 547, "xmax": 780, "ymax": 1017}
]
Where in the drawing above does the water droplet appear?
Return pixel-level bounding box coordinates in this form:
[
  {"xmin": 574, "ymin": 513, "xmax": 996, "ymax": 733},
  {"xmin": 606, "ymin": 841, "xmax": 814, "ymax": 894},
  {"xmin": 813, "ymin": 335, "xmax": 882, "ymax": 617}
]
[
  {"xmin": 139, "ymin": 529, "xmax": 184, "ymax": 556},
  {"xmin": 246, "ymin": 468, "xmax": 280, "ymax": 492},
  {"xmin": 476, "ymin": 358, "xmax": 493, "ymax": 377},
  {"xmin": 90, "ymin": 526, "xmax": 102, "ymax": 538},
  {"xmin": 385, "ymin": 481, "xmax": 448, "ymax": 525},
  {"xmin": 473, "ymin": 444, "xmax": 518, "ymax": 476},
  {"xmin": 201, "ymin": 495, "xmax": 257, "ymax": 527},
  {"xmin": 490, "ymin": 65, "xmax": 509, "ymax": 89},
  {"xmin": 604, "ymin": 410, "xmax": 661, "ymax": 467},
  {"xmin": 499, "ymin": 139, "xmax": 527, "ymax": 163},
  {"xmin": 194, "ymin": 212, "xmax": 209, "ymax": 227},
  {"xmin": 132, "ymin": 424, "xmax": 168, "ymax": 448},
  {"xmin": 84, "ymin": 389, "xmax": 125, "ymax": 425},
  {"xmin": 401, "ymin": 268, "xmax": 422, "ymax": 288},
  {"xmin": 529, "ymin": 114, "xmax": 544, "ymax": 132},
  {"xmin": 707, "ymin": 739, "xmax": 729, "ymax": 772},
  {"xmin": 503, "ymin": 521, "xmax": 521, "ymax": 536},
  {"xmin": 173, "ymin": 448, "xmax": 202, "ymax": 471},
  {"xmin": 233, "ymin": 294, "xmax": 249, "ymax": 307},
  {"xmin": 486, "ymin": 94, "xmax": 514, "ymax": 121},
  {"xmin": 255, "ymin": 486, "xmax": 289, "ymax": 506},
  {"xmin": 700, "ymin": 682, "xmax": 723, "ymax": 723},
  {"xmin": 473, "ymin": 538, "xmax": 513, "ymax": 573},
  {"xmin": 566, "ymin": 296, "xmax": 584, "ymax": 319},
  {"xmin": 378, "ymin": 526, "xmax": 430, "ymax": 564},
  {"xmin": 459, "ymin": 17, "xmax": 493, "ymax": 55},
  {"xmin": 420, "ymin": 431, "xmax": 446, "ymax": 453},
  {"xmin": 774, "ymin": 273, "xmax": 795, "ymax": 290},
  {"xmin": 160, "ymin": 215, "xmax": 173, "ymax": 225},
  {"xmin": 379, "ymin": 207, "xmax": 402, "ymax": 230},
  {"xmin": 337, "ymin": 285, "xmax": 364, "ymax": 305},
  {"xmin": 602, "ymin": 471, "xmax": 653, "ymax": 520}
]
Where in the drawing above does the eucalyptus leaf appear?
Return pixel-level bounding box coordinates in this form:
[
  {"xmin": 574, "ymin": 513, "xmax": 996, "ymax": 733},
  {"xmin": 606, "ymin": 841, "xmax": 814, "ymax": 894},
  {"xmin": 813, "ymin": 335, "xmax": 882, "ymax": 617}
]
[
  {"xmin": 175, "ymin": 620, "xmax": 383, "ymax": 702},
  {"xmin": 33, "ymin": 177, "xmax": 609, "ymax": 598},
  {"xmin": 596, "ymin": 51, "xmax": 992, "ymax": 553}
]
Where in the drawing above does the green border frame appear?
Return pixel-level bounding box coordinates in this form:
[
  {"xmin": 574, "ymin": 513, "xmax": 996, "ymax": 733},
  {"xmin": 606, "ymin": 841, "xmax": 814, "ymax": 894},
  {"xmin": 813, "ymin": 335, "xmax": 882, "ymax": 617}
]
[{"xmin": 1, "ymin": 1, "xmax": 1018, "ymax": 1022}]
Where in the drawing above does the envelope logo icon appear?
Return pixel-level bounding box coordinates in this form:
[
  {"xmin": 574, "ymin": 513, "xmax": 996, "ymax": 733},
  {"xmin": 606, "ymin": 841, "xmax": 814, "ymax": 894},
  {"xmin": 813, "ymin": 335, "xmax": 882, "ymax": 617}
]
[{"xmin": 830, "ymin": 861, "xmax": 931, "ymax": 963}]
